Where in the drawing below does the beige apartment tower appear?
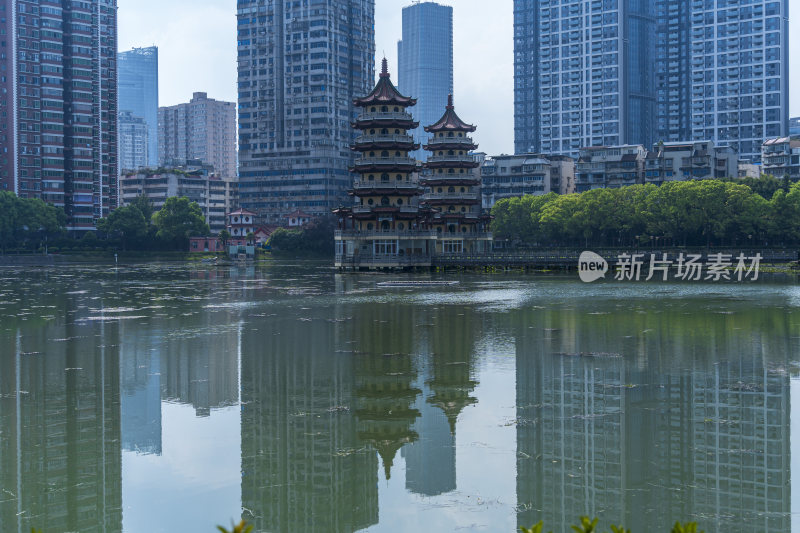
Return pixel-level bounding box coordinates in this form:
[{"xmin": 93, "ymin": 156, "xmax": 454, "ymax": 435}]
[{"xmin": 158, "ymin": 93, "xmax": 237, "ymax": 178}]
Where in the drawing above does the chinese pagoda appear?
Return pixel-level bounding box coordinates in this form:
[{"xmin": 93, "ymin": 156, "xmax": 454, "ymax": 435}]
[
  {"xmin": 421, "ymin": 95, "xmax": 492, "ymax": 254},
  {"xmin": 334, "ymin": 59, "xmax": 435, "ymax": 269}
]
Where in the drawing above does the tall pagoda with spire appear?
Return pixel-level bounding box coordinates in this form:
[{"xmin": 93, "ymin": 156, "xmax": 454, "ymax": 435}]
[
  {"xmin": 422, "ymin": 95, "xmax": 492, "ymax": 254},
  {"xmin": 334, "ymin": 59, "xmax": 435, "ymax": 269}
]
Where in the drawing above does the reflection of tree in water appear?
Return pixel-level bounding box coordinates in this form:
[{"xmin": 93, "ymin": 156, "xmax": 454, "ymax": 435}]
[
  {"xmin": 350, "ymin": 304, "xmax": 421, "ymax": 479},
  {"xmin": 426, "ymin": 307, "xmax": 480, "ymax": 433}
]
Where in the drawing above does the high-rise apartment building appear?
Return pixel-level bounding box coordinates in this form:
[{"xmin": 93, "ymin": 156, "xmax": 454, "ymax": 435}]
[
  {"xmin": 118, "ymin": 46, "xmax": 158, "ymax": 166},
  {"xmin": 514, "ymin": 1, "xmax": 657, "ymax": 156},
  {"xmin": 158, "ymin": 92, "xmax": 237, "ymax": 178},
  {"xmin": 514, "ymin": 0, "xmax": 789, "ymax": 162},
  {"xmin": 236, "ymin": 0, "xmax": 375, "ymax": 224},
  {"xmin": 0, "ymin": 2, "xmax": 12, "ymax": 192},
  {"xmin": 397, "ymin": 2, "xmax": 453, "ymax": 161},
  {"xmin": 0, "ymin": 0, "xmax": 119, "ymax": 231},
  {"xmin": 686, "ymin": 1, "xmax": 789, "ymax": 161},
  {"xmin": 119, "ymin": 111, "xmax": 148, "ymax": 172}
]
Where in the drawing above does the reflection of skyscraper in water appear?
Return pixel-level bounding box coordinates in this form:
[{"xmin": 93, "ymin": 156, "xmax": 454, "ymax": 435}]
[
  {"xmin": 240, "ymin": 311, "xmax": 378, "ymax": 532},
  {"xmin": 120, "ymin": 323, "xmax": 162, "ymax": 455},
  {"xmin": 515, "ymin": 311, "xmax": 791, "ymax": 532},
  {"xmin": 0, "ymin": 315, "xmax": 122, "ymax": 532},
  {"xmin": 402, "ymin": 374, "xmax": 456, "ymax": 496},
  {"xmin": 403, "ymin": 307, "xmax": 481, "ymax": 495},
  {"xmin": 690, "ymin": 359, "xmax": 790, "ymax": 532},
  {"xmin": 160, "ymin": 314, "xmax": 240, "ymax": 417}
]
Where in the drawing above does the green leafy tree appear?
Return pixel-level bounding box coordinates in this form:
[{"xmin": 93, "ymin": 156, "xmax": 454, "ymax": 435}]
[
  {"xmin": 218, "ymin": 228, "xmax": 231, "ymax": 249},
  {"xmin": 151, "ymin": 196, "xmax": 210, "ymax": 249},
  {"xmin": 0, "ymin": 191, "xmax": 65, "ymax": 253},
  {"xmin": 129, "ymin": 195, "xmax": 155, "ymax": 221},
  {"xmin": 97, "ymin": 205, "xmax": 149, "ymax": 250}
]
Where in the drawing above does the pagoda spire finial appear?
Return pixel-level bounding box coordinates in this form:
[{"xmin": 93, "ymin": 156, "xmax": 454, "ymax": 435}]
[
  {"xmin": 447, "ymin": 94, "xmax": 453, "ymax": 109},
  {"xmin": 380, "ymin": 57, "xmax": 389, "ymax": 78}
]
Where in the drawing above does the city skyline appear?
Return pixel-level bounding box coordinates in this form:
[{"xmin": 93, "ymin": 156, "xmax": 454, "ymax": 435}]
[{"xmin": 118, "ymin": 0, "xmax": 799, "ymax": 158}]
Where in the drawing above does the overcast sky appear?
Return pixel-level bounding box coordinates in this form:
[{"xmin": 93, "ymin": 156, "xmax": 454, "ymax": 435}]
[{"xmin": 118, "ymin": 0, "xmax": 798, "ymax": 156}]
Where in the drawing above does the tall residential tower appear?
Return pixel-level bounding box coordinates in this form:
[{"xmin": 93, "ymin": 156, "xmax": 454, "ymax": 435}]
[
  {"xmin": 514, "ymin": 0, "xmax": 789, "ymax": 162},
  {"xmin": 118, "ymin": 46, "xmax": 159, "ymax": 167},
  {"xmin": 158, "ymin": 92, "xmax": 237, "ymax": 178},
  {"xmin": 397, "ymin": 2, "xmax": 453, "ymax": 161},
  {"xmin": 0, "ymin": 0, "xmax": 119, "ymax": 230},
  {"xmin": 513, "ymin": 0, "xmax": 656, "ymax": 156},
  {"xmin": 236, "ymin": 0, "xmax": 375, "ymax": 224}
]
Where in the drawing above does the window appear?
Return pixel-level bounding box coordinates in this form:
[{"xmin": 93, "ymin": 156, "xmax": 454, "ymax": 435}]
[
  {"xmin": 442, "ymin": 240, "xmax": 463, "ymax": 253},
  {"xmin": 374, "ymin": 240, "xmax": 397, "ymax": 255}
]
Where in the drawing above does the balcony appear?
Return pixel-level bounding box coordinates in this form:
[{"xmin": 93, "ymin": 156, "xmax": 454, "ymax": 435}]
[
  {"xmin": 335, "ymin": 230, "xmax": 437, "ymax": 239},
  {"xmin": 351, "ymin": 205, "xmax": 422, "ymax": 215},
  {"xmin": 354, "ymin": 133, "xmax": 415, "ymax": 145}
]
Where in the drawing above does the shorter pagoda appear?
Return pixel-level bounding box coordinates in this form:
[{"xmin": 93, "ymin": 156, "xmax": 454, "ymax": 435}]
[{"xmin": 421, "ymin": 95, "xmax": 492, "ymax": 254}]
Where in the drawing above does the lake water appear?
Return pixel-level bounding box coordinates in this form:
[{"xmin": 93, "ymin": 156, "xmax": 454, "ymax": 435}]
[{"xmin": 0, "ymin": 261, "xmax": 798, "ymax": 532}]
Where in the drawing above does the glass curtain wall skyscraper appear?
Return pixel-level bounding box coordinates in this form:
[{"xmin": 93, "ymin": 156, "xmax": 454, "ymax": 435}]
[
  {"xmin": 236, "ymin": 0, "xmax": 375, "ymax": 224},
  {"xmin": 118, "ymin": 46, "xmax": 159, "ymax": 168},
  {"xmin": 515, "ymin": 0, "xmax": 789, "ymax": 162},
  {"xmin": 0, "ymin": 0, "xmax": 119, "ymax": 230},
  {"xmin": 397, "ymin": 1, "xmax": 453, "ymax": 161}
]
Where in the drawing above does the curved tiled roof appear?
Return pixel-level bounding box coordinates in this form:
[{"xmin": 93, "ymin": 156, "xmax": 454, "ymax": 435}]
[
  {"xmin": 425, "ymin": 95, "xmax": 476, "ymax": 133},
  {"xmin": 354, "ymin": 58, "xmax": 417, "ymax": 107}
]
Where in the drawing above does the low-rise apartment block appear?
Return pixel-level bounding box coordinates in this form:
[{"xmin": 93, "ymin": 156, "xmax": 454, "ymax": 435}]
[
  {"xmin": 120, "ymin": 165, "xmax": 237, "ymax": 233},
  {"xmin": 645, "ymin": 141, "xmax": 737, "ymax": 186},
  {"xmin": 480, "ymin": 154, "xmax": 575, "ymax": 208},
  {"xmin": 576, "ymin": 146, "xmax": 647, "ymax": 192},
  {"xmin": 762, "ymin": 137, "xmax": 800, "ymax": 181}
]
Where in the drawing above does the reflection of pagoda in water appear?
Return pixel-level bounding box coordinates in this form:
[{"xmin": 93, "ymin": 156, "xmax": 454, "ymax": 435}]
[
  {"xmin": 514, "ymin": 308, "xmax": 792, "ymax": 532},
  {"xmin": 402, "ymin": 365, "xmax": 456, "ymax": 496},
  {"xmin": 425, "ymin": 309, "xmax": 479, "ymax": 433},
  {"xmin": 0, "ymin": 315, "xmax": 122, "ymax": 532},
  {"xmin": 403, "ymin": 308, "xmax": 482, "ymax": 496},
  {"xmin": 240, "ymin": 312, "xmax": 378, "ymax": 532},
  {"xmin": 350, "ymin": 304, "xmax": 421, "ymax": 480}
]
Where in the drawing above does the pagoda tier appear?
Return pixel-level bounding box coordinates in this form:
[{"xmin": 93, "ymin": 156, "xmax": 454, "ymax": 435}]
[
  {"xmin": 354, "ymin": 58, "xmax": 417, "ymax": 108},
  {"xmin": 424, "ymin": 95, "xmax": 477, "ymax": 134},
  {"xmin": 348, "ymin": 186, "xmax": 424, "ymax": 197},
  {"xmin": 352, "ymin": 134, "xmax": 420, "ymax": 152},
  {"xmin": 352, "ymin": 114, "xmax": 419, "ymax": 130},
  {"xmin": 423, "ymin": 198, "xmax": 481, "ymax": 206},
  {"xmin": 423, "ymin": 138, "xmax": 478, "ymax": 151},
  {"xmin": 424, "ymin": 157, "xmax": 480, "ymax": 170},
  {"xmin": 350, "ymin": 156, "xmax": 419, "ymax": 173},
  {"xmin": 420, "ymin": 177, "xmax": 480, "ymax": 187}
]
